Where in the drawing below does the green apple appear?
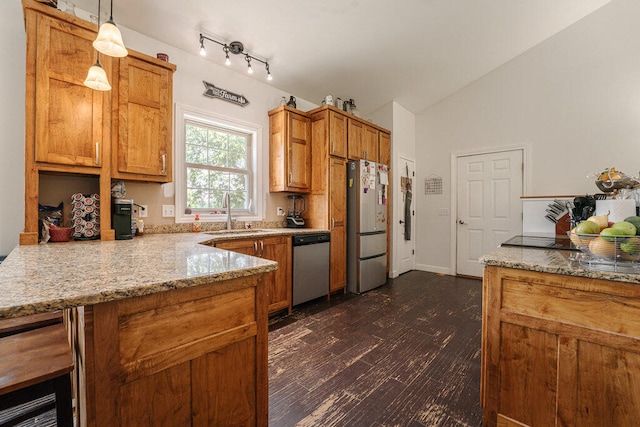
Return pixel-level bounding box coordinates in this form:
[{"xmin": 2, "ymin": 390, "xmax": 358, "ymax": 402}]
[
  {"xmin": 611, "ymin": 221, "xmax": 637, "ymax": 236},
  {"xmin": 623, "ymin": 216, "xmax": 640, "ymax": 235},
  {"xmin": 575, "ymin": 220, "xmax": 600, "ymax": 235},
  {"xmin": 600, "ymin": 227, "xmax": 625, "ymax": 242},
  {"xmin": 620, "ymin": 239, "xmax": 640, "ymax": 255}
]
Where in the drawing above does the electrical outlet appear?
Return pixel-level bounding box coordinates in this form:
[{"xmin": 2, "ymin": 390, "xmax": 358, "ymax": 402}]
[
  {"xmin": 277, "ymin": 207, "xmax": 284, "ymax": 216},
  {"xmin": 162, "ymin": 204, "xmax": 175, "ymax": 217},
  {"xmin": 138, "ymin": 205, "xmax": 148, "ymax": 218}
]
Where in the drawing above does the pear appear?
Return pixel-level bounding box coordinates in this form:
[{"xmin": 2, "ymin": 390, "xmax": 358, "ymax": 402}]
[{"xmin": 587, "ymin": 213, "xmax": 609, "ymax": 230}]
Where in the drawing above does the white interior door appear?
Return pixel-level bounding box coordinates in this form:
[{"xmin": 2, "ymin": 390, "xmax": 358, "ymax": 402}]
[
  {"xmin": 456, "ymin": 150, "xmax": 523, "ymax": 277},
  {"xmin": 397, "ymin": 156, "xmax": 415, "ymax": 275}
]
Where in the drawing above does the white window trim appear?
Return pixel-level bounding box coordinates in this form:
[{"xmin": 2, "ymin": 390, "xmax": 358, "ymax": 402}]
[{"xmin": 174, "ymin": 103, "xmax": 263, "ymax": 224}]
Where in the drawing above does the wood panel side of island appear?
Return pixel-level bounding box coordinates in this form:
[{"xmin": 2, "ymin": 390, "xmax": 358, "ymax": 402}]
[
  {"xmin": 482, "ymin": 265, "xmax": 640, "ymax": 427},
  {"xmin": 72, "ymin": 274, "xmax": 268, "ymax": 426}
]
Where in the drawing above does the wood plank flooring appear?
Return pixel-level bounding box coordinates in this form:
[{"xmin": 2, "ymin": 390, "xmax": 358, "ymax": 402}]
[{"xmin": 268, "ymin": 271, "xmax": 483, "ymax": 427}]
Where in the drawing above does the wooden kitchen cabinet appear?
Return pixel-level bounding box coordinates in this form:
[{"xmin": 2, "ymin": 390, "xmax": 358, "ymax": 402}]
[
  {"xmin": 70, "ymin": 273, "xmax": 268, "ymax": 426},
  {"xmin": 482, "ymin": 266, "xmax": 640, "ymax": 427},
  {"xmin": 329, "ymin": 158, "xmax": 347, "ymax": 292},
  {"xmin": 347, "ymin": 119, "xmax": 363, "ymax": 160},
  {"xmin": 362, "ymin": 125, "xmax": 379, "ymax": 162},
  {"xmin": 379, "ymin": 131, "xmax": 391, "ymax": 166},
  {"xmin": 328, "ymin": 109, "xmax": 347, "ymax": 158},
  {"xmin": 31, "ymin": 12, "xmax": 110, "ymax": 170},
  {"xmin": 268, "ymin": 106, "xmax": 311, "ymax": 193},
  {"xmin": 111, "ymin": 51, "xmax": 175, "ymax": 182},
  {"xmin": 215, "ymin": 236, "xmax": 292, "ymax": 314},
  {"xmin": 20, "ymin": 0, "xmax": 176, "ymax": 245},
  {"xmin": 348, "ymin": 119, "xmax": 378, "ymax": 161}
]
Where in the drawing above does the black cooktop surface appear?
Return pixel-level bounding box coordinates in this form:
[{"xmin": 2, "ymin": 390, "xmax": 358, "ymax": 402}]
[{"xmin": 501, "ymin": 235, "xmax": 579, "ymax": 251}]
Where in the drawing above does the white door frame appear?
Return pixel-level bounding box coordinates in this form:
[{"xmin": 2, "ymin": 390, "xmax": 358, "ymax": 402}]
[{"xmin": 449, "ymin": 145, "xmax": 530, "ymax": 275}]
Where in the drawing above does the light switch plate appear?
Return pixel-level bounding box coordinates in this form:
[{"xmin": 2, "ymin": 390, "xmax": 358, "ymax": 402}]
[
  {"xmin": 438, "ymin": 208, "xmax": 449, "ymax": 216},
  {"xmin": 162, "ymin": 205, "xmax": 175, "ymax": 217}
]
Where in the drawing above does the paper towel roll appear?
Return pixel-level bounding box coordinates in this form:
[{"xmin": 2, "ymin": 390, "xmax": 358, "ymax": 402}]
[{"xmin": 595, "ymin": 199, "xmax": 637, "ymax": 223}]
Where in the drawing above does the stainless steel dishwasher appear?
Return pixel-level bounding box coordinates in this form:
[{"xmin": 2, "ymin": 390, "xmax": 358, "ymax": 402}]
[{"xmin": 292, "ymin": 232, "xmax": 330, "ymax": 306}]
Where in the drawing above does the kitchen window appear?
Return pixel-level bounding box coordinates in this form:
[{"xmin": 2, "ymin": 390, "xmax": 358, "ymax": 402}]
[{"xmin": 174, "ymin": 104, "xmax": 263, "ymax": 223}]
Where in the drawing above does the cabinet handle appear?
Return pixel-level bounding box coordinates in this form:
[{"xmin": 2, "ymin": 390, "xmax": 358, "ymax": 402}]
[
  {"xmin": 289, "ymin": 171, "xmax": 292, "ymax": 185},
  {"xmin": 331, "ymin": 218, "xmax": 335, "ymax": 230},
  {"xmin": 253, "ymin": 241, "xmax": 258, "ymax": 256},
  {"xmin": 95, "ymin": 142, "xmax": 99, "ymax": 165},
  {"xmin": 332, "ymin": 140, "xmax": 335, "ymax": 153},
  {"xmin": 161, "ymin": 154, "xmax": 166, "ymax": 175},
  {"xmin": 259, "ymin": 240, "xmax": 264, "ymax": 257}
]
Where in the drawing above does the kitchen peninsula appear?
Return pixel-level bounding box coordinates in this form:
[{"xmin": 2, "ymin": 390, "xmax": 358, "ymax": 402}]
[
  {"xmin": 0, "ymin": 232, "xmax": 278, "ymax": 426},
  {"xmin": 480, "ymin": 246, "xmax": 640, "ymax": 426}
]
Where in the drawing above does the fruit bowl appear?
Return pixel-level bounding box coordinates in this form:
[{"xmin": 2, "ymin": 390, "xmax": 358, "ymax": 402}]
[
  {"xmin": 568, "ymin": 231, "xmax": 640, "ymax": 272},
  {"xmin": 595, "ymin": 177, "xmax": 639, "ymax": 193}
]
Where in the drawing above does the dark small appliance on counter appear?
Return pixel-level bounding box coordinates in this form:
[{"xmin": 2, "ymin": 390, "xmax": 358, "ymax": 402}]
[
  {"xmin": 112, "ymin": 199, "xmax": 133, "ymax": 240},
  {"xmin": 286, "ymin": 195, "xmax": 305, "ymax": 228}
]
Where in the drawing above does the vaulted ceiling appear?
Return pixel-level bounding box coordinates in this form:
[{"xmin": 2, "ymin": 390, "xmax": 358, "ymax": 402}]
[{"xmin": 72, "ymin": 0, "xmax": 612, "ymax": 115}]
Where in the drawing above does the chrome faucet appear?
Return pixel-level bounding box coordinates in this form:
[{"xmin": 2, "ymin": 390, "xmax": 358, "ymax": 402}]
[{"xmin": 222, "ymin": 192, "xmax": 232, "ymax": 230}]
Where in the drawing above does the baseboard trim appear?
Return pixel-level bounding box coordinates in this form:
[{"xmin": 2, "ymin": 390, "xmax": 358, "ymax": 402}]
[{"xmin": 414, "ymin": 263, "xmax": 452, "ymax": 276}]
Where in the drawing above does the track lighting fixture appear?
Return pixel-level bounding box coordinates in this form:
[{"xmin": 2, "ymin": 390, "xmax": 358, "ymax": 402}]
[
  {"xmin": 198, "ymin": 33, "xmax": 272, "ymax": 81},
  {"xmin": 93, "ymin": 0, "xmax": 128, "ymax": 58}
]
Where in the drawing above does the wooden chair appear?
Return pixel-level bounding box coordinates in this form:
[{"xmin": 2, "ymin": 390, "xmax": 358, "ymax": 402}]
[{"xmin": 0, "ymin": 314, "xmax": 74, "ymax": 427}]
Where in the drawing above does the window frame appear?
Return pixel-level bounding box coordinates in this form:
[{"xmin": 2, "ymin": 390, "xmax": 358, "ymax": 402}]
[{"xmin": 174, "ymin": 103, "xmax": 263, "ymax": 224}]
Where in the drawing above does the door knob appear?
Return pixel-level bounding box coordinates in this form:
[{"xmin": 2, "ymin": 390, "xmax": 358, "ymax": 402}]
[
  {"xmin": 458, "ymin": 220, "xmax": 465, "ymax": 225},
  {"xmin": 399, "ymin": 220, "xmax": 405, "ymax": 224}
]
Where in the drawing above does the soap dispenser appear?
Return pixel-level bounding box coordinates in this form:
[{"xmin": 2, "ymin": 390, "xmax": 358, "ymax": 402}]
[{"xmin": 193, "ymin": 214, "xmax": 202, "ymax": 232}]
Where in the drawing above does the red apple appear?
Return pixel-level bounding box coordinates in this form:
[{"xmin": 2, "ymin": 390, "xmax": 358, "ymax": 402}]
[{"xmin": 607, "ymin": 221, "xmax": 615, "ymax": 228}]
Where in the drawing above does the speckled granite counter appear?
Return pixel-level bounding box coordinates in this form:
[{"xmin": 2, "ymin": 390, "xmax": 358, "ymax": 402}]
[
  {"xmin": 0, "ymin": 232, "xmax": 285, "ymax": 319},
  {"xmin": 201, "ymin": 227, "xmax": 329, "ymax": 243},
  {"xmin": 480, "ymin": 246, "xmax": 640, "ymax": 284}
]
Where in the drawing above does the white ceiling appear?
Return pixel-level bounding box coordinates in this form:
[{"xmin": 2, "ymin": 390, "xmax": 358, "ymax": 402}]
[{"xmin": 73, "ymin": 0, "xmax": 612, "ymax": 115}]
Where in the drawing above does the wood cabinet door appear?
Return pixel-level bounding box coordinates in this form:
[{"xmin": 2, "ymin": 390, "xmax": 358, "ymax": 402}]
[
  {"xmin": 347, "ymin": 119, "xmax": 363, "ymax": 160},
  {"xmin": 363, "ymin": 125, "xmax": 379, "ymax": 162},
  {"xmin": 34, "ymin": 14, "xmax": 107, "ymax": 168},
  {"xmin": 379, "ymin": 132, "xmax": 391, "ymax": 166},
  {"xmin": 260, "ymin": 236, "xmax": 292, "ymax": 314},
  {"xmin": 287, "ymin": 112, "xmax": 311, "ymax": 191},
  {"xmin": 329, "ymin": 158, "xmax": 347, "ymax": 292},
  {"xmin": 329, "ymin": 110, "xmax": 347, "ymax": 158},
  {"xmin": 217, "ymin": 237, "xmax": 292, "ymax": 314},
  {"xmin": 215, "ymin": 239, "xmax": 257, "ymax": 256},
  {"xmin": 114, "ymin": 54, "xmax": 173, "ymax": 181}
]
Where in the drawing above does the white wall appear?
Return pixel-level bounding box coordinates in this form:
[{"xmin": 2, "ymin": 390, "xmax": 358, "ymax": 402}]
[
  {"xmin": 415, "ymin": 0, "xmax": 640, "ymax": 274},
  {"xmin": 368, "ymin": 101, "xmax": 415, "ymax": 277},
  {"xmin": 0, "ymin": 4, "xmax": 317, "ymax": 256},
  {"xmin": 0, "ymin": 1, "xmax": 26, "ymax": 256}
]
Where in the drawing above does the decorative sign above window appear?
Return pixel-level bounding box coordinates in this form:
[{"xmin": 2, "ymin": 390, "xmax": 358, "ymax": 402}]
[{"xmin": 202, "ymin": 81, "xmax": 250, "ymax": 107}]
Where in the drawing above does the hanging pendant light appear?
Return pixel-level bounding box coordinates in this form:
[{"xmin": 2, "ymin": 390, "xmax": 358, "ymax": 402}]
[
  {"xmin": 93, "ymin": 0, "xmax": 128, "ymax": 58},
  {"xmin": 84, "ymin": 56, "xmax": 112, "ymax": 91},
  {"xmin": 85, "ymin": 0, "xmax": 111, "ymax": 91}
]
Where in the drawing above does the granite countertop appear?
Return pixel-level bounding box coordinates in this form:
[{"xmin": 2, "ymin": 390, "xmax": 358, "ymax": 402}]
[
  {"xmin": 200, "ymin": 227, "xmax": 329, "ymax": 243},
  {"xmin": 0, "ymin": 232, "xmax": 287, "ymax": 319},
  {"xmin": 481, "ymin": 246, "xmax": 640, "ymax": 284}
]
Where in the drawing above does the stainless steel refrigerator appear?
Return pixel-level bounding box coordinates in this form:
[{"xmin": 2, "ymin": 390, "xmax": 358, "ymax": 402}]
[{"xmin": 347, "ymin": 160, "xmax": 389, "ymax": 293}]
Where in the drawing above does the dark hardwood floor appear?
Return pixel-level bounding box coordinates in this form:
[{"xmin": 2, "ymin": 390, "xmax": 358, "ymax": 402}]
[{"xmin": 268, "ymin": 270, "xmax": 483, "ymax": 427}]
